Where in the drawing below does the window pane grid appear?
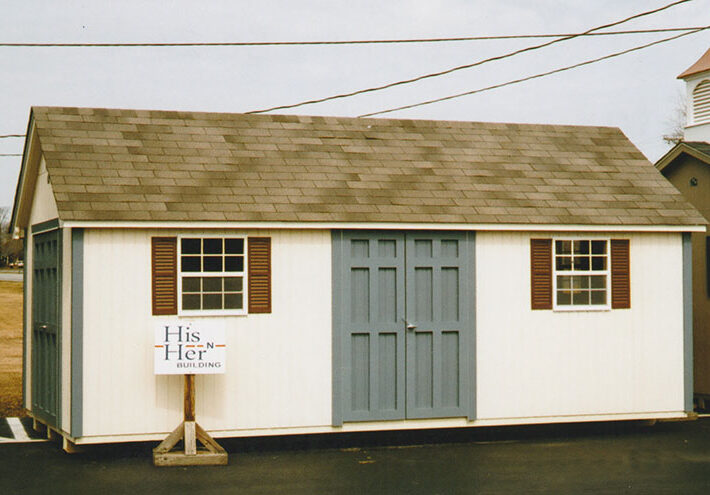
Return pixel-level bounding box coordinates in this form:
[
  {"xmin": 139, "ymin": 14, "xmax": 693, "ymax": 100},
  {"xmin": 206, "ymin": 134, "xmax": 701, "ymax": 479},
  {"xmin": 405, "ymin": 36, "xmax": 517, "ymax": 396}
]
[
  {"xmin": 179, "ymin": 237, "xmax": 245, "ymax": 313},
  {"xmin": 180, "ymin": 238, "xmax": 244, "ymax": 275},
  {"xmin": 554, "ymin": 239, "xmax": 609, "ymax": 309},
  {"xmin": 182, "ymin": 276, "xmax": 244, "ymax": 311}
]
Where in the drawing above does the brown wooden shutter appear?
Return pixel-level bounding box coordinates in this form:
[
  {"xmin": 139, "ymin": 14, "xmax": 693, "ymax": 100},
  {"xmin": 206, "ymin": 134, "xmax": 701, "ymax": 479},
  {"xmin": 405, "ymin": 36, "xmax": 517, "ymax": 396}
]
[
  {"xmin": 248, "ymin": 237, "xmax": 271, "ymax": 313},
  {"xmin": 610, "ymin": 239, "xmax": 630, "ymax": 309},
  {"xmin": 531, "ymin": 239, "xmax": 553, "ymax": 310},
  {"xmin": 151, "ymin": 237, "xmax": 177, "ymax": 315}
]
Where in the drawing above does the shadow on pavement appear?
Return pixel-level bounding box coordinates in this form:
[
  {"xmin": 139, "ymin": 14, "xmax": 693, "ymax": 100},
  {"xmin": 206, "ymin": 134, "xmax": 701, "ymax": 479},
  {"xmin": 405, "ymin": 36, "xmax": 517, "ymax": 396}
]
[{"xmin": 62, "ymin": 418, "xmax": 691, "ymax": 460}]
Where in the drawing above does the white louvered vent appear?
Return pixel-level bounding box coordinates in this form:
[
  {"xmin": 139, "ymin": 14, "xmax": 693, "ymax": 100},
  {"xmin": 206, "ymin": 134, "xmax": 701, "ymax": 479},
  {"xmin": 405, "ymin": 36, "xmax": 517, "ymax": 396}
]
[{"xmin": 694, "ymin": 80, "xmax": 710, "ymax": 124}]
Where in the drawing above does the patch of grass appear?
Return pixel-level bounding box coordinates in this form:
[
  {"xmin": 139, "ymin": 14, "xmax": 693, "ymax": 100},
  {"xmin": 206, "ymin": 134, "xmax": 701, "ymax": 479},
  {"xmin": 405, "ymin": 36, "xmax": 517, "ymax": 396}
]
[
  {"xmin": 0, "ymin": 372, "xmax": 24, "ymax": 418},
  {"xmin": 0, "ymin": 280, "xmax": 25, "ymax": 417}
]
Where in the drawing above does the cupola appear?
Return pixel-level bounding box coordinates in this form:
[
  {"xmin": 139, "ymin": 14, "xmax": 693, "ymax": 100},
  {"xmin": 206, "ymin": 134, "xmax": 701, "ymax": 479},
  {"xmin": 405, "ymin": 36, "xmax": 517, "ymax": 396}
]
[{"xmin": 678, "ymin": 47, "xmax": 710, "ymax": 141}]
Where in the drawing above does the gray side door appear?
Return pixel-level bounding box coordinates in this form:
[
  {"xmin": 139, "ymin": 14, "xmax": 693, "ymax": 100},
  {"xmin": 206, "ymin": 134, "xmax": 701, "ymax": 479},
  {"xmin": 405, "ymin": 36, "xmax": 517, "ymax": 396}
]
[
  {"xmin": 338, "ymin": 231, "xmax": 406, "ymax": 421},
  {"xmin": 334, "ymin": 230, "xmax": 473, "ymax": 423},
  {"xmin": 405, "ymin": 232, "xmax": 471, "ymax": 419},
  {"xmin": 32, "ymin": 229, "xmax": 62, "ymax": 427}
]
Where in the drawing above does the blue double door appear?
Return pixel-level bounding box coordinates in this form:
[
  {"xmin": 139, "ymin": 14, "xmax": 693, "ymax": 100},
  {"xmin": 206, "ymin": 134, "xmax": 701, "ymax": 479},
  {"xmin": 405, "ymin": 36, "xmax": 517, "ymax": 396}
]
[{"xmin": 334, "ymin": 231, "xmax": 474, "ymax": 422}]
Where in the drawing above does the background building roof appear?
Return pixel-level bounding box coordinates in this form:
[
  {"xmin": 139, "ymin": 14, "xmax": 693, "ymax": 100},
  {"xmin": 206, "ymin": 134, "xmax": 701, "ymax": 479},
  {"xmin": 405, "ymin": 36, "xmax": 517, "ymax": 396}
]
[
  {"xmin": 678, "ymin": 47, "xmax": 710, "ymax": 79},
  {"xmin": 24, "ymin": 106, "xmax": 706, "ymax": 226}
]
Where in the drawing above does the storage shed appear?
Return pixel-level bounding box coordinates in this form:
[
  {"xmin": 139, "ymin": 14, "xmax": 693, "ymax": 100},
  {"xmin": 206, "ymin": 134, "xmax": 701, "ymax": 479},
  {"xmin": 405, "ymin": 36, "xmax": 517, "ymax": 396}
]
[{"xmin": 10, "ymin": 106, "xmax": 706, "ymax": 449}]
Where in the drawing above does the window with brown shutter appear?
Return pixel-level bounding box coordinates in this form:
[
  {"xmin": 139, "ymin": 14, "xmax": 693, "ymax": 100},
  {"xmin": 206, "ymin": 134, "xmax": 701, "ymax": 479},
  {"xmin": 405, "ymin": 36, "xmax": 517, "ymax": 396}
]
[
  {"xmin": 152, "ymin": 237, "xmax": 178, "ymax": 315},
  {"xmin": 248, "ymin": 237, "xmax": 272, "ymax": 313},
  {"xmin": 531, "ymin": 239, "xmax": 553, "ymax": 310},
  {"xmin": 610, "ymin": 239, "xmax": 630, "ymax": 309},
  {"xmin": 532, "ymin": 237, "xmax": 631, "ymax": 311},
  {"xmin": 152, "ymin": 235, "xmax": 272, "ymax": 315}
]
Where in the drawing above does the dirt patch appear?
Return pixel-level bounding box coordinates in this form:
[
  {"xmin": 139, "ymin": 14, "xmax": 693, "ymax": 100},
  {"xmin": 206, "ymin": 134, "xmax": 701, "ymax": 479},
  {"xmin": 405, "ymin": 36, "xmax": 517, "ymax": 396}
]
[{"xmin": 0, "ymin": 280, "xmax": 25, "ymax": 417}]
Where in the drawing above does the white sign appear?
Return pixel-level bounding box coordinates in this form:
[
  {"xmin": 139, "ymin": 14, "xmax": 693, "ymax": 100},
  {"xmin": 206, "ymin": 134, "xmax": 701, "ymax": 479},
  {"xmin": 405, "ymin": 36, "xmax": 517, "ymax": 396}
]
[{"xmin": 155, "ymin": 321, "xmax": 226, "ymax": 375}]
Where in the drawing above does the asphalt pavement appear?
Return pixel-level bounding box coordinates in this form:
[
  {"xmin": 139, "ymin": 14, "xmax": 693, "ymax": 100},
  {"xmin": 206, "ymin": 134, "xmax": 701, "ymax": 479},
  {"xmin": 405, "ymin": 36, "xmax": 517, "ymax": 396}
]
[{"xmin": 1, "ymin": 418, "xmax": 710, "ymax": 494}]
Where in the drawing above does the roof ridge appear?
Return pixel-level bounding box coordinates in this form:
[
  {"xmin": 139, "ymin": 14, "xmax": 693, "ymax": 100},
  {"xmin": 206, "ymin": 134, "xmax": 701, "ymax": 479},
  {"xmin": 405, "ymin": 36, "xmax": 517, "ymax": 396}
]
[{"xmin": 30, "ymin": 105, "xmax": 622, "ymax": 133}]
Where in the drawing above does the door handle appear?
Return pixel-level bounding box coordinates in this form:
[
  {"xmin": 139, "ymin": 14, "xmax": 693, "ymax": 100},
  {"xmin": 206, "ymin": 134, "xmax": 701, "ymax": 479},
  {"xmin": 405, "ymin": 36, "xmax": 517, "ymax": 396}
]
[{"xmin": 404, "ymin": 320, "xmax": 417, "ymax": 331}]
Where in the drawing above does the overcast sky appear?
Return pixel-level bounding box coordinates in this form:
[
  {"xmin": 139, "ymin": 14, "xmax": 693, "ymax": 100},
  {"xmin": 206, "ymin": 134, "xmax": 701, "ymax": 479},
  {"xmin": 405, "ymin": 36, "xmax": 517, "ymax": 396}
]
[{"xmin": 1, "ymin": 0, "xmax": 709, "ymax": 209}]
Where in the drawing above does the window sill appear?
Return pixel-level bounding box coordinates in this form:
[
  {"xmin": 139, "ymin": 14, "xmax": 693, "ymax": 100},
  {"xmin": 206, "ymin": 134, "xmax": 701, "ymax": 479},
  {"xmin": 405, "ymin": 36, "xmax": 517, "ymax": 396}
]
[
  {"xmin": 178, "ymin": 310, "xmax": 248, "ymax": 317},
  {"xmin": 552, "ymin": 306, "xmax": 611, "ymax": 312}
]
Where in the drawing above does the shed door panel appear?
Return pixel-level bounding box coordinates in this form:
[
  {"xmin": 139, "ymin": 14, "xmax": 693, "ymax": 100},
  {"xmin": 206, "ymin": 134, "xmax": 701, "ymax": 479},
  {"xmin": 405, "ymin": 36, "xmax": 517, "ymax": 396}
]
[
  {"xmin": 32, "ymin": 229, "xmax": 62, "ymax": 427},
  {"xmin": 343, "ymin": 233, "xmax": 406, "ymax": 421},
  {"xmin": 338, "ymin": 231, "xmax": 471, "ymax": 422},
  {"xmin": 405, "ymin": 233, "xmax": 469, "ymax": 419}
]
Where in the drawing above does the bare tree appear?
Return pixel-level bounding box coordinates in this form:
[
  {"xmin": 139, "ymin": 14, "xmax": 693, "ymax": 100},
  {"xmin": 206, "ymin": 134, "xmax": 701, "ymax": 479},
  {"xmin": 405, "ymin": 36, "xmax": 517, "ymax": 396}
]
[
  {"xmin": 663, "ymin": 89, "xmax": 687, "ymax": 146},
  {"xmin": 0, "ymin": 207, "xmax": 22, "ymax": 267}
]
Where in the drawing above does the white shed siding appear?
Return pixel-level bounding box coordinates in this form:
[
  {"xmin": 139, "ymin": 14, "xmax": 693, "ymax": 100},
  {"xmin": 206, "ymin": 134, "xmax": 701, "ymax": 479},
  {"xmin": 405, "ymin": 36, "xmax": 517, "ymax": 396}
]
[
  {"xmin": 28, "ymin": 157, "xmax": 59, "ymax": 226},
  {"xmin": 80, "ymin": 229, "xmax": 332, "ymax": 438},
  {"xmin": 475, "ymin": 231, "xmax": 684, "ymax": 420},
  {"xmin": 72, "ymin": 227, "xmax": 689, "ymax": 442}
]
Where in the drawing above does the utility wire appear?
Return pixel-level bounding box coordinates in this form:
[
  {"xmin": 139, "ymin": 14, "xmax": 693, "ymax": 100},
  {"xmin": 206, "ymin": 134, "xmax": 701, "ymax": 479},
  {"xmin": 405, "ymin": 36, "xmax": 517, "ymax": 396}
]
[
  {"xmin": 0, "ymin": 26, "xmax": 703, "ymax": 47},
  {"xmin": 0, "ymin": 27, "xmax": 704, "ymax": 152},
  {"xmin": 0, "ymin": 0, "xmax": 698, "ymax": 140},
  {"xmin": 360, "ymin": 27, "xmax": 708, "ymax": 117},
  {"xmin": 246, "ymin": 0, "xmax": 694, "ymax": 114},
  {"xmin": 0, "ymin": 154, "xmax": 22, "ymax": 157}
]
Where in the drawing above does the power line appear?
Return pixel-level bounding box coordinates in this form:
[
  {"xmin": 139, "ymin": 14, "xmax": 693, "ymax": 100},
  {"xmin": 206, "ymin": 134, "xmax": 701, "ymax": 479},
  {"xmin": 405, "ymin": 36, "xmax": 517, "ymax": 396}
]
[
  {"xmin": 0, "ymin": 135, "xmax": 24, "ymax": 139},
  {"xmin": 0, "ymin": 26, "xmax": 704, "ymax": 47},
  {"xmin": 359, "ymin": 26, "xmax": 708, "ymax": 118},
  {"xmin": 246, "ymin": 0, "xmax": 694, "ymax": 114},
  {"xmin": 0, "ymin": 154, "xmax": 22, "ymax": 157},
  {"xmin": 0, "ymin": 27, "xmax": 704, "ymax": 152}
]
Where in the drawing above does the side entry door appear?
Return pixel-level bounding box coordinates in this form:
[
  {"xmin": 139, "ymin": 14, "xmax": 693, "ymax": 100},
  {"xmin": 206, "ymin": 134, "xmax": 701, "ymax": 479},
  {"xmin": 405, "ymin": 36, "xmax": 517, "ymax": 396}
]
[
  {"xmin": 32, "ymin": 228, "xmax": 62, "ymax": 427},
  {"xmin": 405, "ymin": 232, "xmax": 471, "ymax": 419}
]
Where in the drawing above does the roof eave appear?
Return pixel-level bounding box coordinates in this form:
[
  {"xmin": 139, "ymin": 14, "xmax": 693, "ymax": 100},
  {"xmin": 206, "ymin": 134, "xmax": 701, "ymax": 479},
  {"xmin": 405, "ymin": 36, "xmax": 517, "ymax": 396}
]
[
  {"xmin": 655, "ymin": 142, "xmax": 710, "ymax": 173},
  {"xmin": 9, "ymin": 109, "xmax": 41, "ymax": 237},
  {"xmin": 677, "ymin": 68, "xmax": 710, "ymax": 80},
  {"xmin": 677, "ymin": 48, "xmax": 710, "ymax": 79},
  {"xmin": 58, "ymin": 220, "xmax": 707, "ymax": 233}
]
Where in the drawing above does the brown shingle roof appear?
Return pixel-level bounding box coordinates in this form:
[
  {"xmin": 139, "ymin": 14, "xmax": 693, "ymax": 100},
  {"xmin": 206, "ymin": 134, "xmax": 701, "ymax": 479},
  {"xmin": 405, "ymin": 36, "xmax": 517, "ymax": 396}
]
[
  {"xmin": 677, "ymin": 47, "xmax": 710, "ymax": 79},
  {"xmin": 684, "ymin": 141, "xmax": 710, "ymax": 157},
  {"xmin": 30, "ymin": 106, "xmax": 706, "ymax": 226}
]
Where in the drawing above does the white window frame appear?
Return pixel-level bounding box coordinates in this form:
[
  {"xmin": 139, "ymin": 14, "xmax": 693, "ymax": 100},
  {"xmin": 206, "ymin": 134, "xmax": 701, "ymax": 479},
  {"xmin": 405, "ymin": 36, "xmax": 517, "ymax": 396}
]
[
  {"xmin": 552, "ymin": 238, "xmax": 611, "ymax": 312},
  {"xmin": 177, "ymin": 234, "xmax": 248, "ymax": 316}
]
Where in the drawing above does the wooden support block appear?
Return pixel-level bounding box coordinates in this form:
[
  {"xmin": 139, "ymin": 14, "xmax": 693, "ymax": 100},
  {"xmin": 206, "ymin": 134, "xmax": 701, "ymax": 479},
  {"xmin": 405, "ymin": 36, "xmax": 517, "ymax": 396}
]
[
  {"xmin": 154, "ymin": 451, "xmax": 228, "ymax": 467},
  {"xmin": 153, "ymin": 423, "xmax": 184, "ymax": 454},
  {"xmin": 47, "ymin": 428, "xmax": 62, "ymax": 442},
  {"xmin": 153, "ymin": 421, "xmax": 228, "ymax": 466},
  {"xmin": 63, "ymin": 437, "xmax": 85, "ymax": 454},
  {"xmin": 184, "ymin": 421, "xmax": 197, "ymax": 456},
  {"xmin": 196, "ymin": 423, "xmax": 228, "ymax": 455},
  {"xmin": 33, "ymin": 418, "xmax": 46, "ymax": 434},
  {"xmin": 658, "ymin": 413, "xmax": 698, "ymax": 423}
]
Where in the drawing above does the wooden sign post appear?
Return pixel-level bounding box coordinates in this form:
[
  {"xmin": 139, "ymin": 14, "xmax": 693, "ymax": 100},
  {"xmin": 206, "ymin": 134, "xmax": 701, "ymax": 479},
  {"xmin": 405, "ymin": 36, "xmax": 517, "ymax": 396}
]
[
  {"xmin": 153, "ymin": 374, "xmax": 228, "ymax": 466},
  {"xmin": 153, "ymin": 322, "xmax": 228, "ymax": 467}
]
